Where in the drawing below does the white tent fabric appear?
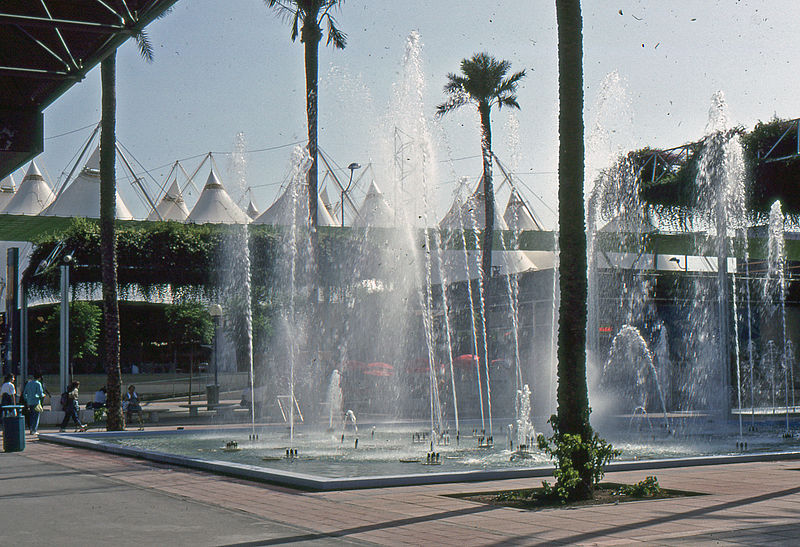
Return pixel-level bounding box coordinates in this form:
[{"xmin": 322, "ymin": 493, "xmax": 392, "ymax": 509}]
[
  {"xmin": 186, "ymin": 170, "xmax": 250, "ymax": 224},
  {"xmin": 148, "ymin": 178, "xmax": 189, "ymax": 221},
  {"xmin": 504, "ymin": 189, "xmax": 542, "ymax": 231},
  {"xmin": 246, "ymin": 198, "xmax": 259, "ymax": 220},
  {"xmin": 435, "ymin": 177, "xmax": 540, "ymax": 282},
  {"xmin": 354, "ymin": 181, "xmax": 394, "ymax": 228},
  {"xmin": 0, "ymin": 173, "xmax": 15, "ymax": 211},
  {"xmin": 41, "ymin": 147, "xmax": 134, "ymax": 220},
  {"xmin": 502, "ymin": 188, "xmax": 555, "ymax": 270},
  {"xmin": 253, "ymin": 181, "xmax": 336, "ymax": 226},
  {"xmin": 3, "ymin": 162, "xmax": 55, "ymax": 215}
]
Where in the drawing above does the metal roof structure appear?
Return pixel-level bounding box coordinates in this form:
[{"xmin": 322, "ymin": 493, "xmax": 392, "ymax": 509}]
[{"xmin": 0, "ymin": 0, "xmax": 178, "ymax": 179}]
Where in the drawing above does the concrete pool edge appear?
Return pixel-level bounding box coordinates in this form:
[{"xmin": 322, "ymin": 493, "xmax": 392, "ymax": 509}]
[{"xmin": 39, "ymin": 431, "xmax": 800, "ymax": 491}]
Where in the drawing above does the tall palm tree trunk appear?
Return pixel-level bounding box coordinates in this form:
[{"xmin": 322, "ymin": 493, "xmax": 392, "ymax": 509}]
[
  {"xmin": 556, "ymin": 0, "xmax": 592, "ymax": 494},
  {"xmin": 100, "ymin": 52, "xmax": 123, "ymax": 431},
  {"xmin": 303, "ymin": 16, "xmax": 321, "ymax": 229},
  {"xmin": 479, "ymin": 102, "xmax": 494, "ymax": 390}
]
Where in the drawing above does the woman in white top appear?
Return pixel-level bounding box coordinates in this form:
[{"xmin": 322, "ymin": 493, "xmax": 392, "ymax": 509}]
[{"xmin": 0, "ymin": 373, "xmax": 16, "ymax": 408}]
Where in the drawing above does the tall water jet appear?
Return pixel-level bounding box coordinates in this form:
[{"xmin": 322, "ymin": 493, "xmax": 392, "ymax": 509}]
[
  {"xmin": 327, "ymin": 369, "xmax": 343, "ymax": 431},
  {"xmin": 765, "ymin": 200, "xmax": 790, "ymax": 434},
  {"xmin": 514, "ymin": 384, "xmax": 534, "ymax": 449},
  {"xmin": 687, "ymin": 91, "xmax": 747, "ymax": 419},
  {"xmin": 381, "ymin": 30, "xmax": 444, "ymax": 435},
  {"xmin": 224, "ymin": 132, "xmax": 255, "ymax": 435}
]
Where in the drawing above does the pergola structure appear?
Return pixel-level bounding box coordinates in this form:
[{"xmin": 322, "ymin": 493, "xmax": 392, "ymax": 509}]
[{"xmin": 0, "ymin": 0, "xmax": 178, "ymax": 179}]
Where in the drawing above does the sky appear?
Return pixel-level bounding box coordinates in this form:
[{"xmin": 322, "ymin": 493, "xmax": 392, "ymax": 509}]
[{"xmin": 14, "ymin": 0, "xmax": 800, "ymax": 229}]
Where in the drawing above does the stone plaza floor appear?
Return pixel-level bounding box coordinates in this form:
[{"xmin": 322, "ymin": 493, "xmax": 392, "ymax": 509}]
[{"xmin": 2, "ymin": 430, "xmax": 800, "ymax": 546}]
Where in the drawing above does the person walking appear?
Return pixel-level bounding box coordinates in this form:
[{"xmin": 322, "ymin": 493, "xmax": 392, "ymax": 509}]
[
  {"xmin": 59, "ymin": 381, "xmax": 86, "ymax": 432},
  {"xmin": 22, "ymin": 373, "xmax": 46, "ymax": 435}
]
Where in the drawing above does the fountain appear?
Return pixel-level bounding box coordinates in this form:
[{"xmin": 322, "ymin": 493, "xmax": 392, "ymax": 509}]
[{"xmin": 42, "ymin": 69, "xmax": 800, "ymax": 488}]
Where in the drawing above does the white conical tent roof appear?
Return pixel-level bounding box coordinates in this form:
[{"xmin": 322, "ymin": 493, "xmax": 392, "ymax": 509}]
[
  {"xmin": 246, "ymin": 198, "xmax": 259, "ymax": 219},
  {"xmin": 41, "ymin": 147, "xmax": 134, "ymax": 219},
  {"xmin": 0, "ymin": 173, "xmax": 15, "ymax": 211},
  {"xmin": 148, "ymin": 178, "xmax": 189, "ymax": 221},
  {"xmin": 318, "ymin": 186, "xmax": 338, "ymax": 224},
  {"xmin": 503, "ymin": 189, "xmax": 542, "ymax": 231},
  {"xmin": 3, "ymin": 162, "xmax": 55, "ymax": 215},
  {"xmin": 439, "ymin": 176, "xmax": 509, "ymax": 230},
  {"xmin": 434, "ymin": 177, "xmax": 542, "ymax": 282},
  {"xmin": 253, "ymin": 181, "xmax": 336, "ymax": 226},
  {"xmin": 186, "ymin": 170, "xmax": 250, "ymax": 224},
  {"xmin": 354, "ymin": 181, "xmax": 394, "ymax": 227},
  {"xmin": 502, "ymin": 188, "xmax": 555, "ymax": 270}
]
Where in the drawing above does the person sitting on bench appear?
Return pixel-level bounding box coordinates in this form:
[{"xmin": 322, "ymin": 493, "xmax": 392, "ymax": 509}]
[{"xmin": 123, "ymin": 385, "xmax": 143, "ymax": 430}]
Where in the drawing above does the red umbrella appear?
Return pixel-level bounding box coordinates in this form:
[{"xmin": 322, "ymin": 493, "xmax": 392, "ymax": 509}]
[
  {"xmin": 364, "ymin": 362, "xmax": 394, "ymax": 377},
  {"xmin": 454, "ymin": 354, "xmax": 480, "ymax": 367}
]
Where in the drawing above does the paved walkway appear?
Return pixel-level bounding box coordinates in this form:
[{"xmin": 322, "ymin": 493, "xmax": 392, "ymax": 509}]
[{"xmin": 2, "ymin": 435, "xmax": 800, "ymax": 546}]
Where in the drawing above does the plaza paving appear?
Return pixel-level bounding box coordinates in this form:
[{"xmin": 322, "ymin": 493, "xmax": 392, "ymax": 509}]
[{"xmin": 2, "ymin": 427, "xmax": 800, "ymax": 546}]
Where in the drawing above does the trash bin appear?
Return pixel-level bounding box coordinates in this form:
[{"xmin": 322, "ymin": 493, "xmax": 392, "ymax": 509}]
[
  {"xmin": 206, "ymin": 384, "xmax": 220, "ymax": 406},
  {"xmin": 3, "ymin": 406, "xmax": 26, "ymax": 452}
]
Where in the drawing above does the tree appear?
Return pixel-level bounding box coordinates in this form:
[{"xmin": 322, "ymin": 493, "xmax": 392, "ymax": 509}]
[
  {"xmin": 436, "ymin": 52, "xmax": 525, "ymax": 381},
  {"xmin": 165, "ymin": 303, "xmax": 213, "ymax": 371},
  {"xmin": 100, "ymin": 26, "xmax": 164, "ymax": 431},
  {"xmin": 265, "ymin": 1, "xmax": 347, "ymax": 228},
  {"xmin": 37, "ymin": 302, "xmax": 102, "ymax": 375},
  {"xmin": 555, "ymin": 0, "xmax": 594, "ymax": 499},
  {"xmin": 100, "ymin": 51, "xmax": 123, "ymax": 430}
]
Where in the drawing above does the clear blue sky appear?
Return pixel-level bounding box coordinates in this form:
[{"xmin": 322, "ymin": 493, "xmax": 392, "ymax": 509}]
[{"xmin": 22, "ymin": 0, "xmax": 800, "ymax": 228}]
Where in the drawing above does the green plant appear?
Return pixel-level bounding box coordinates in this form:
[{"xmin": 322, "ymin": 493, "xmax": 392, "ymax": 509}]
[
  {"xmin": 615, "ymin": 476, "xmax": 663, "ymax": 498},
  {"xmin": 537, "ymin": 415, "xmax": 620, "ymax": 502}
]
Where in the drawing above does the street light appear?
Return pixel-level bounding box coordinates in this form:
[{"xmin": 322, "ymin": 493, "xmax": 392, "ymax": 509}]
[
  {"xmin": 342, "ymin": 162, "xmax": 361, "ymax": 227},
  {"xmin": 208, "ymin": 303, "xmax": 223, "ymax": 405},
  {"xmin": 59, "ymin": 253, "xmax": 73, "ymax": 396}
]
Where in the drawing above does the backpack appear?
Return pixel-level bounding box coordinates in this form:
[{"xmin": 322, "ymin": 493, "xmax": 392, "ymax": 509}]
[{"xmin": 60, "ymin": 391, "xmax": 69, "ymax": 409}]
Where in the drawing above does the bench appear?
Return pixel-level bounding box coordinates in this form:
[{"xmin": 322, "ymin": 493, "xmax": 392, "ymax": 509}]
[{"xmin": 140, "ymin": 408, "xmax": 170, "ymax": 423}]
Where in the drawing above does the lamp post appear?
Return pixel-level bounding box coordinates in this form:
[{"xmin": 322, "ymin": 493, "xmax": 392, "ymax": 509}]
[
  {"xmin": 342, "ymin": 162, "xmax": 361, "ymax": 227},
  {"xmin": 208, "ymin": 304, "xmax": 223, "ymax": 405},
  {"xmin": 59, "ymin": 254, "xmax": 73, "ymax": 396}
]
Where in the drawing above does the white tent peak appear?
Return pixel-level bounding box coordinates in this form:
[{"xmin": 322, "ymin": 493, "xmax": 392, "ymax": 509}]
[
  {"xmin": 504, "ymin": 189, "xmax": 542, "ymax": 231},
  {"xmin": 254, "ymin": 181, "xmax": 336, "ymax": 226},
  {"xmin": 3, "ymin": 161, "xmax": 56, "ymax": 215},
  {"xmin": 319, "ymin": 187, "xmax": 332, "ymax": 209},
  {"xmin": 84, "ymin": 146, "xmax": 101, "ymax": 175},
  {"xmin": 354, "ymin": 180, "xmax": 394, "ymax": 227},
  {"xmin": 24, "ymin": 161, "xmax": 44, "ymax": 181},
  {"xmin": 0, "ymin": 173, "xmax": 15, "ymax": 191},
  {"xmin": 204, "ymin": 169, "xmax": 224, "ymax": 190},
  {"xmin": 41, "ymin": 149, "xmax": 134, "ymax": 219},
  {"xmin": 148, "ymin": 178, "xmax": 189, "ymax": 221},
  {"xmin": 246, "ymin": 198, "xmax": 259, "ymax": 219},
  {"xmin": 439, "ymin": 176, "xmax": 508, "ymax": 230},
  {"xmin": 186, "ymin": 170, "xmax": 250, "ymax": 224},
  {"xmin": 0, "ymin": 172, "xmax": 16, "ymax": 212}
]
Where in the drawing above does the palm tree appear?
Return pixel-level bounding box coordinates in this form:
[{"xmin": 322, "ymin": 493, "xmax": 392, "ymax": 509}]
[
  {"xmin": 436, "ymin": 52, "xmax": 525, "ymax": 378},
  {"xmin": 556, "ymin": 0, "xmax": 593, "ymax": 498},
  {"xmin": 99, "ymin": 30, "xmax": 161, "ymax": 431},
  {"xmin": 265, "ymin": 1, "xmax": 347, "ymax": 227}
]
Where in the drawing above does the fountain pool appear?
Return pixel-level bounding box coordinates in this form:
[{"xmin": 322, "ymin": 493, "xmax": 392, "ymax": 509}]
[{"xmin": 42, "ymin": 418, "xmax": 800, "ymax": 490}]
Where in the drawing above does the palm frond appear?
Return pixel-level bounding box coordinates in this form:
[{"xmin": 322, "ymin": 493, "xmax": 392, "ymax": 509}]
[
  {"xmin": 265, "ymin": 0, "xmax": 301, "ymax": 26},
  {"xmin": 496, "ymin": 96, "xmax": 521, "ymax": 110},
  {"xmin": 497, "ymin": 69, "xmax": 526, "ymax": 94},
  {"xmin": 436, "ymin": 93, "xmax": 470, "ymax": 117},
  {"xmin": 325, "ymin": 15, "xmax": 347, "ymax": 49},
  {"xmin": 442, "ymin": 74, "xmax": 468, "ymax": 94},
  {"xmin": 134, "ymin": 30, "xmax": 154, "ymax": 63},
  {"xmin": 291, "ymin": 10, "xmax": 300, "ymax": 41}
]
